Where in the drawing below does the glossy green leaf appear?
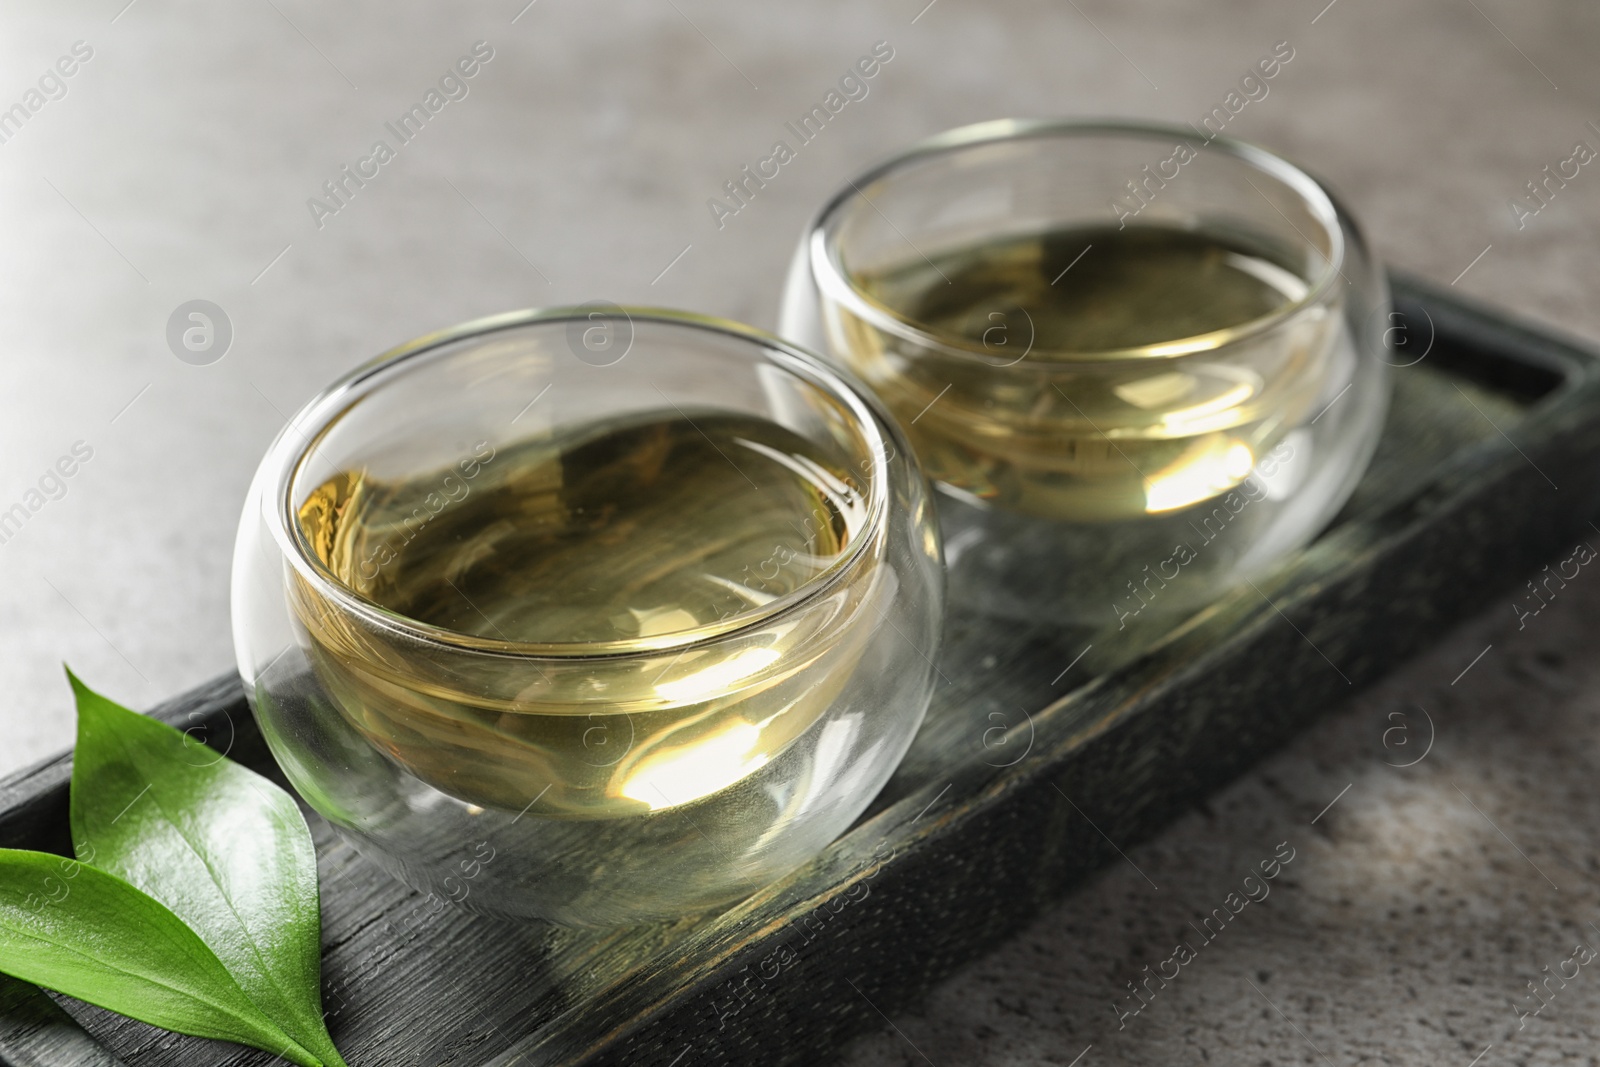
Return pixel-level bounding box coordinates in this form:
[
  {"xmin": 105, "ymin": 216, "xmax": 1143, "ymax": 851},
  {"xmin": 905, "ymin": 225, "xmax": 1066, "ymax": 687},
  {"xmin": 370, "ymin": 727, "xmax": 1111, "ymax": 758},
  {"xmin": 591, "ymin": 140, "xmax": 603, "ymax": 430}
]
[
  {"xmin": 66, "ymin": 670, "xmax": 347, "ymax": 1067},
  {"xmin": 0, "ymin": 849, "xmax": 320, "ymax": 1067}
]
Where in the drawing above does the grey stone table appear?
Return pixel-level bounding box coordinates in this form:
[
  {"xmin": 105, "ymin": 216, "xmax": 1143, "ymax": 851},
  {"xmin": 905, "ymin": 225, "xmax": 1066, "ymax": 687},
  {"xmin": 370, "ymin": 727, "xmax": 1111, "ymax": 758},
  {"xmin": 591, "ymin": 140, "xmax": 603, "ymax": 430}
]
[{"xmin": 1, "ymin": 0, "xmax": 1597, "ymax": 1063}]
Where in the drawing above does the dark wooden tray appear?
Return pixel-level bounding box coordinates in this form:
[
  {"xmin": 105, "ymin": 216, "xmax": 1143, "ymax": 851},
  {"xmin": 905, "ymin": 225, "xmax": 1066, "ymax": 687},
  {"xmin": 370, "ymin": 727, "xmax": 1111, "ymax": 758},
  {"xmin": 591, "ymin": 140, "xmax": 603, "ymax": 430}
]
[{"xmin": 2, "ymin": 276, "xmax": 1598, "ymax": 1067}]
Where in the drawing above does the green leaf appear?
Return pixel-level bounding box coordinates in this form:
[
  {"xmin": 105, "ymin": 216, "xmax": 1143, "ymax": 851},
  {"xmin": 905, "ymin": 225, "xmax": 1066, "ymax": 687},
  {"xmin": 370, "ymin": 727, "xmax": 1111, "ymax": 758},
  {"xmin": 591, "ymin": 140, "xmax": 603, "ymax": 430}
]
[
  {"xmin": 0, "ymin": 849, "xmax": 320, "ymax": 1066},
  {"xmin": 66, "ymin": 670, "xmax": 347, "ymax": 1067}
]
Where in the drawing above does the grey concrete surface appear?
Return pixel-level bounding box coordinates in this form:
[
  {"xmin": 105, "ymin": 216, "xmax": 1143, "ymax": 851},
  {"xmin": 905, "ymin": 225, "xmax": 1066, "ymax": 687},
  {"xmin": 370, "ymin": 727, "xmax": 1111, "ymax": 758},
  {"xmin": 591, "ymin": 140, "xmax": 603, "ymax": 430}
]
[{"xmin": 1, "ymin": 0, "xmax": 1598, "ymax": 1062}]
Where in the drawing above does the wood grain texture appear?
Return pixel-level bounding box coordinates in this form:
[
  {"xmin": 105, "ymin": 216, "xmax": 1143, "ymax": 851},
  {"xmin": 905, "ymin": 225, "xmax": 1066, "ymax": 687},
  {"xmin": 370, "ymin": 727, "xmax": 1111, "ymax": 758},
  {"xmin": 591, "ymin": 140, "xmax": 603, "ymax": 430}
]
[
  {"xmin": 0, "ymin": 278, "xmax": 1596, "ymax": 1067},
  {"xmin": 0, "ymin": 978, "xmax": 130, "ymax": 1067}
]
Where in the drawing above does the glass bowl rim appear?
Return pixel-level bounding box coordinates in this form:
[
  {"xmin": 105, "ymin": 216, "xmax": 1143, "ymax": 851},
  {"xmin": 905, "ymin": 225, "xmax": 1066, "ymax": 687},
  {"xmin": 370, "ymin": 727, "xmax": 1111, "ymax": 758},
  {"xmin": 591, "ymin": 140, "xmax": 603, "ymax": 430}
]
[
  {"xmin": 804, "ymin": 117, "xmax": 1348, "ymax": 365},
  {"xmin": 258, "ymin": 305, "xmax": 896, "ymax": 662}
]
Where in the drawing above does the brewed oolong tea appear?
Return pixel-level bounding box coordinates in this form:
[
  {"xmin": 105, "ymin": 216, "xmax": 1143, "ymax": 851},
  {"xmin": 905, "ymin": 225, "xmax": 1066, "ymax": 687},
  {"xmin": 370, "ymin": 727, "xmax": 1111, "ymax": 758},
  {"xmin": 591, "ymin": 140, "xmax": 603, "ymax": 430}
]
[
  {"xmin": 845, "ymin": 223, "xmax": 1337, "ymax": 521},
  {"xmin": 236, "ymin": 307, "xmax": 944, "ymax": 923},
  {"xmin": 291, "ymin": 409, "xmax": 886, "ymax": 818}
]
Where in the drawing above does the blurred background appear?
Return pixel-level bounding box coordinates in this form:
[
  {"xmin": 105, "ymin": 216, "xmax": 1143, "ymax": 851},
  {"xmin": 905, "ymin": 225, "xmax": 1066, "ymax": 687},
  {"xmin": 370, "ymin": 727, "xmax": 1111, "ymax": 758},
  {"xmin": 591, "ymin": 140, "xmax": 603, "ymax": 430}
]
[{"xmin": 4, "ymin": 3, "xmax": 1600, "ymax": 1062}]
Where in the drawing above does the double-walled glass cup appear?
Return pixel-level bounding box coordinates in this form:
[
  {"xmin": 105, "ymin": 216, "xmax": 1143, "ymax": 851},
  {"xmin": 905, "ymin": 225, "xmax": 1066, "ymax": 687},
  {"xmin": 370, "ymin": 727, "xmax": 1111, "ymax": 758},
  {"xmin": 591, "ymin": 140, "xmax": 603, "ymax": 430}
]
[
  {"xmin": 781, "ymin": 119, "xmax": 1391, "ymax": 624},
  {"xmin": 231, "ymin": 308, "xmax": 943, "ymax": 926}
]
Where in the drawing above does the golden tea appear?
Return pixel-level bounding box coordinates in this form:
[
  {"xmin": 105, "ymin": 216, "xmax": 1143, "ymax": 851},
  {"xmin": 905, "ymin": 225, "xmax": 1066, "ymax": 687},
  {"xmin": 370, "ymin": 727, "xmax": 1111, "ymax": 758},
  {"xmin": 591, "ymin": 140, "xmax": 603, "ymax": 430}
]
[
  {"xmin": 845, "ymin": 223, "xmax": 1337, "ymax": 521},
  {"xmin": 292, "ymin": 410, "xmax": 885, "ymax": 818}
]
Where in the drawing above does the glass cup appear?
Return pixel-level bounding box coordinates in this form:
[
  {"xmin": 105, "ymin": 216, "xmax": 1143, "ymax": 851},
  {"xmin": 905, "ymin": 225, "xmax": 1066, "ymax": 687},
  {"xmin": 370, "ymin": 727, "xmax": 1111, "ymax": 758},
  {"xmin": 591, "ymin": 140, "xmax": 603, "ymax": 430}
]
[
  {"xmin": 780, "ymin": 119, "xmax": 1391, "ymax": 625},
  {"xmin": 231, "ymin": 307, "xmax": 943, "ymax": 926}
]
